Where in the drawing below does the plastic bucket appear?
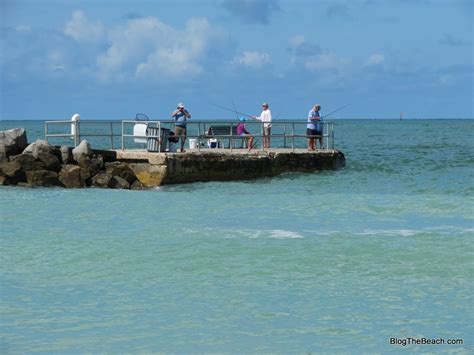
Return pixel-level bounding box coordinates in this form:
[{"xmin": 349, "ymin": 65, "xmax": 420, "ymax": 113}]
[{"xmin": 189, "ymin": 138, "xmax": 198, "ymax": 149}]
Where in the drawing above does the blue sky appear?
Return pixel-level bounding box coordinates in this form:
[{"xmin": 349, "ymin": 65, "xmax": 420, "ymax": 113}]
[{"xmin": 1, "ymin": 0, "xmax": 472, "ymax": 120}]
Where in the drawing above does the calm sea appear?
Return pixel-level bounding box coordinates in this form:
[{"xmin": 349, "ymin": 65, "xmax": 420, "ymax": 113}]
[{"xmin": 1, "ymin": 119, "xmax": 473, "ymax": 353}]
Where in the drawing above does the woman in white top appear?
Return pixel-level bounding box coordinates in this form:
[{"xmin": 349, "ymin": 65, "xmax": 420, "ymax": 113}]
[{"xmin": 253, "ymin": 102, "xmax": 272, "ymax": 148}]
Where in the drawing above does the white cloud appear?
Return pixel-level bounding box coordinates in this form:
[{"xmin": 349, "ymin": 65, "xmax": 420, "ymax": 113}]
[
  {"xmin": 96, "ymin": 17, "xmax": 230, "ymax": 82},
  {"xmin": 366, "ymin": 53, "xmax": 385, "ymax": 66},
  {"xmin": 304, "ymin": 53, "xmax": 350, "ymax": 72},
  {"xmin": 231, "ymin": 51, "xmax": 271, "ymax": 69},
  {"xmin": 64, "ymin": 10, "xmax": 104, "ymax": 43}
]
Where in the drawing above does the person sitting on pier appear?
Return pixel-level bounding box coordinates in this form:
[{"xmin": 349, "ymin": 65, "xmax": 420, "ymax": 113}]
[
  {"xmin": 171, "ymin": 102, "xmax": 191, "ymax": 153},
  {"xmin": 253, "ymin": 102, "xmax": 272, "ymax": 148},
  {"xmin": 236, "ymin": 117, "xmax": 254, "ymax": 151},
  {"xmin": 307, "ymin": 104, "xmax": 322, "ymax": 151}
]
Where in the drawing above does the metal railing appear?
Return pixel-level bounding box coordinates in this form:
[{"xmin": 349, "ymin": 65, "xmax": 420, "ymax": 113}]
[{"xmin": 44, "ymin": 119, "xmax": 336, "ymax": 152}]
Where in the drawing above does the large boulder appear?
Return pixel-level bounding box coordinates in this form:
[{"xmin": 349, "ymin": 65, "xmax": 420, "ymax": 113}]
[
  {"xmin": 26, "ymin": 170, "xmax": 59, "ymax": 187},
  {"xmin": 59, "ymin": 164, "xmax": 83, "ymax": 188},
  {"xmin": 77, "ymin": 156, "xmax": 104, "ymax": 185},
  {"xmin": 0, "ymin": 128, "xmax": 28, "ymax": 162},
  {"xmin": 23, "ymin": 139, "xmax": 54, "ymax": 156},
  {"xmin": 105, "ymin": 162, "xmax": 137, "ymax": 184},
  {"xmin": 23, "ymin": 139, "xmax": 61, "ymax": 172},
  {"xmin": 9, "ymin": 154, "xmax": 46, "ymax": 172},
  {"xmin": 110, "ymin": 176, "xmax": 130, "ymax": 189},
  {"xmin": 91, "ymin": 173, "xmax": 113, "ymax": 188},
  {"xmin": 72, "ymin": 140, "xmax": 92, "ymax": 163},
  {"xmin": 0, "ymin": 160, "xmax": 27, "ymax": 184},
  {"xmin": 60, "ymin": 145, "xmax": 72, "ymax": 164}
]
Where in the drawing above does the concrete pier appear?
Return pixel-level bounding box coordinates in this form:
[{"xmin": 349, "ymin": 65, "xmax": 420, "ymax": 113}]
[{"xmin": 107, "ymin": 148, "xmax": 346, "ymax": 187}]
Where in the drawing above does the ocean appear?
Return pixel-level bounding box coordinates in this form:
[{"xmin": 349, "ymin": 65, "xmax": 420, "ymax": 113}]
[{"xmin": 1, "ymin": 119, "xmax": 473, "ymax": 353}]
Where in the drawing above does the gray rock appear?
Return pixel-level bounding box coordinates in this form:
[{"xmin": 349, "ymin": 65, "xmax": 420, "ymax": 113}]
[
  {"xmin": 111, "ymin": 175, "xmax": 130, "ymax": 189},
  {"xmin": 0, "ymin": 128, "xmax": 28, "ymax": 162},
  {"xmin": 72, "ymin": 140, "xmax": 92, "ymax": 163},
  {"xmin": 0, "ymin": 175, "xmax": 8, "ymax": 185},
  {"xmin": 60, "ymin": 146, "xmax": 72, "ymax": 164},
  {"xmin": 17, "ymin": 182, "xmax": 33, "ymax": 188},
  {"xmin": 77, "ymin": 156, "xmax": 103, "ymax": 186},
  {"xmin": 0, "ymin": 160, "xmax": 27, "ymax": 184},
  {"xmin": 22, "ymin": 140, "xmax": 61, "ymax": 172},
  {"xmin": 37, "ymin": 151, "xmax": 61, "ymax": 172},
  {"xmin": 105, "ymin": 162, "xmax": 137, "ymax": 184},
  {"xmin": 131, "ymin": 179, "xmax": 145, "ymax": 190},
  {"xmin": 91, "ymin": 173, "xmax": 113, "ymax": 188},
  {"xmin": 23, "ymin": 139, "xmax": 54, "ymax": 157},
  {"xmin": 26, "ymin": 170, "xmax": 60, "ymax": 187},
  {"xmin": 9, "ymin": 154, "xmax": 46, "ymax": 172},
  {"xmin": 59, "ymin": 165, "xmax": 83, "ymax": 188}
]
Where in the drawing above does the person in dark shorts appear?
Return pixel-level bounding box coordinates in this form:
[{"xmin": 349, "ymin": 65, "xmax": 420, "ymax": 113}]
[
  {"xmin": 307, "ymin": 104, "xmax": 322, "ymax": 150},
  {"xmin": 171, "ymin": 102, "xmax": 191, "ymax": 152}
]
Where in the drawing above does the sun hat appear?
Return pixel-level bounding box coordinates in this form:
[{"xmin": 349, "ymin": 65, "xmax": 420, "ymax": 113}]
[
  {"xmin": 239, "ymin": 116, "xmax": 247, "ymax": 122},
  {"xmin": 262, "ymin": 102, "xmax": 269, "ymax": 107},
  {"xmin": 177, "ymin": 103, "xmax": 185, "ymax": 108}
]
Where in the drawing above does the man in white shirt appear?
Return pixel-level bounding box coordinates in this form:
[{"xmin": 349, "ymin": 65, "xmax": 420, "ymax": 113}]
[{"xmin": 253, "ymin": 102, "xmax": 272, "ymax": 148}]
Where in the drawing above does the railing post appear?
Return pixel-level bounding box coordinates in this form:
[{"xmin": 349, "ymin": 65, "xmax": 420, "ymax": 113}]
[
  {"xmin": 74, "ymin": 121, "xmax": 79, "ymax": 147},
  {"xmin": 325, "ymin": 123, "xmax": 329, "ymax": 150},
  {"xmin": 44, "ymin": 122, "xmax": 48, "ymax": 143},
  {"xmin": 291, "ymin": 122, "xmax": 295, "ymax": 152},
  {"xmin": 110, "ymin": 122, "xmax": 114, "ymax": 149},
  {"xmin": 197, "ymin": 122, "xmax": 201, "ymax": 152},
  {"xmin": 121, "ymin": 120, "xmax": 124, "ymax": 150},
  {"xmin": 230, "ymin": 122, "xmax": 233, "ymax": 151},
  {"xmin": 331, "ymin": 123, "xmax": 335, "ymax": 150},
  {"xmin": 283, "ymin": 123, "xmax": 287, "ymax": 149},
  {"xmin": 158, "ymin": 121, "xmax": 161, "ymax": 153}
]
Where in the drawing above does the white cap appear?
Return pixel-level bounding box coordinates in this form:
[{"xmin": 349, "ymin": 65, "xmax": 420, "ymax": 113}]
[{"xmin": 177, "ymin": 103, "xmax": 185, "ymax": 108}]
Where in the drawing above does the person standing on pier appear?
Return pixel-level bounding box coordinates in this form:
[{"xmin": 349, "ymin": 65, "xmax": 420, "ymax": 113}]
[
  {"xmin": 307, "ymin": 104, "xmax": 322, "ymax": 150},
  {"xmin": 253, "ymin": 102, "xmax": 272, "ymax": 148},
  {"xmin": 171, "ymin": 103, "xmax": 191, "ymax": 153}
]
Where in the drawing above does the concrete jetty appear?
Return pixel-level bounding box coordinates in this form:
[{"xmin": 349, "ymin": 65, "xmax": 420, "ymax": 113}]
[
  {"xmin": 1, "ymin": 126, "xmax": 346, "ymax": 188},
  {"xmin": 109, "ymin": 148, "xmax": 346, "ymax": 187}
]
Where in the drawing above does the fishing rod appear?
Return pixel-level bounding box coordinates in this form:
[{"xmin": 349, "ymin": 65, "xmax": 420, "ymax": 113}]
[
  {"xmin": 321, "ymin": 104, "xmax": 350, "ymax": 119},
  {"xmin": 210, "ymin": 102, "xmax": 256, "ymax": 120},
  {"xmin": 231, "ymin": 99, "xmax": 239, "ymax": 120}
]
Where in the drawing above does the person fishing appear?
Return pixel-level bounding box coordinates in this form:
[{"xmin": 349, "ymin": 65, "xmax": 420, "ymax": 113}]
[
  {"xmin": 307, "ymin": 104, "xmax": 322, "ymax": 150},
  {"xmin": 236, "ymin": 117, "xmax": 254, "ymax": 151},
  {"xmin": 171, "ymin": 102, "xmax": 191, "ymax": 153},
  {"xmin": 253, "ymin": 102, "xmax": 272, "ymax": 148}
]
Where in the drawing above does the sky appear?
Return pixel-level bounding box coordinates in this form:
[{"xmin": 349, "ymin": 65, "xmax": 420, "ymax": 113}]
[{"xmin": 0, "ymin": 0, "xmax": 473, "ymax": 120}]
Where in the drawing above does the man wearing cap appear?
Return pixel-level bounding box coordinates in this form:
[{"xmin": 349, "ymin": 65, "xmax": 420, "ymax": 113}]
[
  {"xmin": 307, "ymin": 104, "xmax": 322, "ymax": 150},
  {"xmin": 171, "ymin": 103, "xmax": 191, "ymax": 152},
  {"xmin": 253, "ymin": 102, "xmax": 272, "ymax": 148}
]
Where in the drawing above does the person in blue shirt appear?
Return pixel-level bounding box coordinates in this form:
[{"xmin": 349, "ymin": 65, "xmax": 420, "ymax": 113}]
[
  {"xmin": 171, "ymin": 102, "xmax": 191, "ymax": 152},
  {"xmin": 307, "ymin": 104, "xmax": 322, "ymax": 150}
]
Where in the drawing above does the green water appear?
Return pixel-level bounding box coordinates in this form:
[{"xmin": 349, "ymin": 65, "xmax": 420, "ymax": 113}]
[{"xmin": 0, "ymin": 119, "xmax": 473, "ymax": 352}]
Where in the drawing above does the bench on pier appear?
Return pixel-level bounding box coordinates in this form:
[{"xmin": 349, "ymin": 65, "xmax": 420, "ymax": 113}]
[{"xmin": 203, "ymin": 125, "xmax": 251, "ymax": 149}]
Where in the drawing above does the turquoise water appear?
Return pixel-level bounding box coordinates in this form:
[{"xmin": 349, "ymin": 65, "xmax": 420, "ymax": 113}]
[{"xmin": 1, "ymin": 120, "xmax": 473, "ymax": 352}]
